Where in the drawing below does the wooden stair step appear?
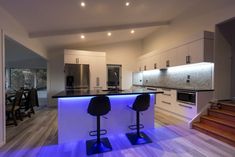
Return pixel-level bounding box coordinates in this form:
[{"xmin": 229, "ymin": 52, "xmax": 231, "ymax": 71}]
[
  {"xmin": 218, "ymin": 101, "xmax": 235, "ymax": 112},
  {"xmin": 209, "ymin": 109, "xmax": 235, "ymax": 117},
  {"xmin": 200, "ymin": 116, "xmax": 235, "ymax": 134},
  {"xmin": 201, "ymin": 116, "xmax": 235, "ymax": 128},
  {"xmin": 208, "ymin": 109, "xmax": 235, "ymax": 122},
  {"xmin": 219, "ymin": 100, "xmax": 235, "ymax": 105},
  {"xmin": 192, "ymin": 122, "xmax": 235, "ymax": 146}
]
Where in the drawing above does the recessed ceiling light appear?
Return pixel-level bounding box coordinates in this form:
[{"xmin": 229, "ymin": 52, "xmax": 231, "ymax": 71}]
[
  {"xmin": 81, "ymin": 35, "xmax": 85, "ymax": 39},
  {"xmin": 81, "ymin": 2, "xmax": 86, "ymax": 7},
  {"xmin": 107, "ymin": 32, "xmax": 112, "ymax": 36},
  {"xmin": 131, "ymin": 29, "xmax": 135, "ymax": 34},
  {"xmin": 125, "ymin": 2, "xmax": 130, "ymax": 7}
]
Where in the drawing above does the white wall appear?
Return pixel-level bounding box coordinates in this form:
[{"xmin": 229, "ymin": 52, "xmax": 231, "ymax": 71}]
[
  {"xmin": 47, "ymin": 50, "xmax": 64, "ymax": 106},
  {"xmin": 214, "ymin": 27, "xmax": 232, "ymax": 100},
  {"xmin": 80, "ymin": 40, "xmax": 142, "ymax": 89},
  {"xmin": 232, "ymin": 39, "xmax": 235, "ymax": 98},
  {"xmin": 143, "ymin": 4, "xmax": 235, "ymax": 54},
  {"xmin": 0, "ymin": 30, "xmax": 5, "ymax": 147},
  {"xmin": 0, "ymin": 6, "xmax": 47, "ymax": 59}
]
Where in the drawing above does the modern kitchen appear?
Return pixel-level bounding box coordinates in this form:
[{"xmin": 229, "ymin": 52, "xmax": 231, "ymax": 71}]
[{"xmin": 0, "ymin": 1, "xmax": 235, "ymax": 157}]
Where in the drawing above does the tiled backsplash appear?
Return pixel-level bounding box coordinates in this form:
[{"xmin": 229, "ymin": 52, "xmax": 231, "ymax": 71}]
[{"xmin": 134, "ymin": 63, "xmax": 214, "ymax": 90}]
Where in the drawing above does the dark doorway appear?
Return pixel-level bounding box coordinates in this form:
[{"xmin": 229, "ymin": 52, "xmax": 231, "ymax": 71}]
[{"xmin": 107, "ymin": 64, "xmax": 122, "ymax": 90}]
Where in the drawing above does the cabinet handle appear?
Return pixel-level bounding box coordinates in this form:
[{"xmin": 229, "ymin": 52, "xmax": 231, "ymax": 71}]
[
  {"xmin": 154, "ymin": 63, "xmax": 157, "ymax": 69},
  {"xmin": 166, "ymin": 60, "xmax": 170, "ymax": 67},
  {"xmin": 186, "ymin": 56, "xmax": 191, "ymax": 64},
  {"xmin": 162, "ymin": 101, "xmax": 171, "ymax": 105},
  {"xmin": 162, "ymin": 89, "xmax": 171, "ymax": 92},
  {"xmin": 162, "ymin": 93, "xmax": 171, "ymax": 96},
  {"xmin": 179, "ymin": 104, "xmax": 192, "ymax": 109}
]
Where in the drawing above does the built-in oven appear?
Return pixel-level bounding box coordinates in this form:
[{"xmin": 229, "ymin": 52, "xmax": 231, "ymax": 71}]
[{"xmin": 177, "ymin": 90, "xmax": 196, "ymax": 105}]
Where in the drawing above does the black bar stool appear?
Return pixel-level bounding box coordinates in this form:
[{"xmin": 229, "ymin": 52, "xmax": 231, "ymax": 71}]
[
  {"xmin": 126, "ymin": 93, "xmax": 152, "ymax": 145},
  {"xmin": 86, "ymin": 96, "xmax": 112, "ymax": 155}
]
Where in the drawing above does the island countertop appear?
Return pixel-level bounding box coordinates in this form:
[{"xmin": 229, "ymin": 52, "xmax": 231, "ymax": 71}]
[{"xmin": 52, "ymin": 89, "xmax": 162, "ymax": 98}]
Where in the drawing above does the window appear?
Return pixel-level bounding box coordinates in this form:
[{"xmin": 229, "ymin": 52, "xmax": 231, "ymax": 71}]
[{"xmin": 7, "ymin": 68, "xmax": 46, "ymax": 90}]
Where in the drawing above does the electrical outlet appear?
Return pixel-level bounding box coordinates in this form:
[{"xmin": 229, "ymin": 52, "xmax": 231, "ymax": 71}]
[{"xmin": 186, "ymin": 75, "xmax": 190, "ymax": 83}]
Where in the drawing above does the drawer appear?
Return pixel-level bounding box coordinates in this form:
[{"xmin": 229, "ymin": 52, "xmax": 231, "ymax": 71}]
[
  {"xmin": 156, "ymin": 97, "xmax": 173, "ymax": 111},
  {"xmin": 175, "ymin": 102, "xmax": 196, "ymax": 119}
]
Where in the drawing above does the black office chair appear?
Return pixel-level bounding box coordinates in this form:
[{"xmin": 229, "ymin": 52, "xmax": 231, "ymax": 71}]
[
  {"xmin": 86, "ymin": 96, "xmax": 112, "ymax": 155},
  {"xmin": 126, "ymin": 93, "xmax": 152, "ymax": 145}
]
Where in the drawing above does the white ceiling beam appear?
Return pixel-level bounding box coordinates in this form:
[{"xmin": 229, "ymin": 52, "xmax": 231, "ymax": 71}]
[{"xmin": 29, "ymin": 21, "xmax": 171, "ymax": 38}]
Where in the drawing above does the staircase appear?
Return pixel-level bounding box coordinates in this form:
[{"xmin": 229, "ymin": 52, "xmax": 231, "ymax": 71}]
[{"xmin": 192, "ymin": 100, "xmax": 235, "ymax": 147}]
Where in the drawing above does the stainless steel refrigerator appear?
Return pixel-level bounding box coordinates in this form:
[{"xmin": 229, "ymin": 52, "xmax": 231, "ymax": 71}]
[{"xmin": 64, "ymin": 64, "xmax": 90, "ymax": 90}]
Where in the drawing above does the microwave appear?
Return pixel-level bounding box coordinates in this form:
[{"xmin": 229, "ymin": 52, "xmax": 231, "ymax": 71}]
[{"xmin": 177, "ymin": 90, "xmax": 196, "ymax": 105}]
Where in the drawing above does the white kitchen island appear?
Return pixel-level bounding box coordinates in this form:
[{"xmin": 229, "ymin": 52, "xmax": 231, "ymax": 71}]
[{"xmin": 53, "ymin": 89, "xmax": 161, "ymax": 144}]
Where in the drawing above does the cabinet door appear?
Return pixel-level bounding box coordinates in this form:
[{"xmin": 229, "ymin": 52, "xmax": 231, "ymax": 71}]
[
  {"xmin": 153, "ymin": 55, "xmax": 159, "ymax": 70},
  {"xmin": 158, "ymin": 53, "xmax": 167, "ymax": 69},
  {"xmin": 146, "ymin": 56, "xmax": 156, "ymax": 70},
  {"xmin": 188, "ymin": 40, "xmax": 204, "ymax": 64},
  {"xmin": 64, "ymin": 54, "xmax": 86, "ymax": 64},
  {"xmin": 175, "ymin": 102, "xmax": 197, "ymax": 119},
  {"xmin": 166, "ymin": 49, "xmax": 177, "ymax": 67},
  {"xmin": 136, "ymin": 59, "xmax": 142, "ymax": 71},
  {"xmin": 141, "ymin": 58, "xmax": 147, "ymax": 71},
  {"xmin": 175, "ymin": 45, "xmax": 189, "ymax": 66}
]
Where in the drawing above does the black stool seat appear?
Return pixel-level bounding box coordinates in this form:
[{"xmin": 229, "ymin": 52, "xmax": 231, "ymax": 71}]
[
  {"xmin": 126, "ymin": 93, "xmax": 152, "ymax": 145},
  {"xmin": 86, "ymin": 96, "xmax": 112, "ymax": 155}
]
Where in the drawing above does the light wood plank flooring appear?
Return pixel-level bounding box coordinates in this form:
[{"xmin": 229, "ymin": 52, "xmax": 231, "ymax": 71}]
[{"xmin": 0, "ymin": 107, "xmax": 235, "ymax": 157}]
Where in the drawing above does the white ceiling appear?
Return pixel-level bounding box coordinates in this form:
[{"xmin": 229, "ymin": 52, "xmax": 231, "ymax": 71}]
[
  {"xmin": 39, "ymin": 26, "xmax": 162, "ymax": 50},
  {"xmin": 0, "ymin": 0, "xmax": 234, "ymax": 50}
]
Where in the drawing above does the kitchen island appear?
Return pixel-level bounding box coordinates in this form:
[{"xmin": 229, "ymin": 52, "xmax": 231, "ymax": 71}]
[{"xmin": 53, "ymin": 89, "xmax": 162, "ymax": 144}]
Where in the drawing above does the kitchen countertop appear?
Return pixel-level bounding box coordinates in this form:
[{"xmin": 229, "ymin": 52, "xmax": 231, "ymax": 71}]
[
  {"xmin": 52, "ymin": 89, "xmax": 163, "ymax": 98},
  {"xmin": 133, "ymin": 85, "xmax": 214, "ymax": 92}
]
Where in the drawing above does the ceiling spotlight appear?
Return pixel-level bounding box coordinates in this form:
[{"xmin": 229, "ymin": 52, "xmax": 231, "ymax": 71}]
[
  {"xmin": 81, "ymin": 35, "xmax": 85, "ymax": 39},
  {"xmin": 107, "ymin": 32, "xmax": 112, "ymax": 36},
  {"xmin": 81, "ymin": 2, "xmax": 86, "ymax": 7},
  {"xmin": 125, "ymin": 2, "xmax": 130, "ymax": 7},
  {"xmin": 131, "ymin": 30, "xmax": 135, "ymax": 34}
]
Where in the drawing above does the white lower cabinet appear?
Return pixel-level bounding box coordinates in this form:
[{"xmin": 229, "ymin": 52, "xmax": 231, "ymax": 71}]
[
  {"xmin": 156, "ymin": 88, "xmax": 212, "ymax": 120},
  {"xmin": 175, "ymin": 102, "xmax": 197, "ymax": 119},
  {"xmin": 156, "ymin": 89, "xmax": 175, "ymax": 111}
]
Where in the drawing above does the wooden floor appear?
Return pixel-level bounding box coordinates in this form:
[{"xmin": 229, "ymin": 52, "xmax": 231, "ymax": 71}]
[{"xmin": 0, "ymin": 107, "xmax": 235, "ymax": 157}]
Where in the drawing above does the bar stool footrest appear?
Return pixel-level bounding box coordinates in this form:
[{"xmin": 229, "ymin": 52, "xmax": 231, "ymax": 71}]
[
  {"xmin": 128, "ymin": 124, "xmax": 144, "ymax": 130},
  {"xmin": 89, "ymin": 129, "xmax": 107, "ymax": 136}
]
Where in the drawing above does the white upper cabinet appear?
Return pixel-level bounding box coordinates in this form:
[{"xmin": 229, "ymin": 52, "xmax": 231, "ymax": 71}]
[
  {"xmin": 175, "ymin": 45, "xmax": 189, "ymax": 66},
  {"xmin": 188, "ymin": 39, "xmax": 205, "ymax": 64},
  {"xmin": 136, "ymin": 31, "xmax": 214, "ymax": 71}
]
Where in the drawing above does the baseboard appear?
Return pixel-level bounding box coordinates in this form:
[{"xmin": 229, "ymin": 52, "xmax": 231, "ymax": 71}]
[{"xmin": 155, "ymin": 106, "xmax": 191, "ymax": 123}]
